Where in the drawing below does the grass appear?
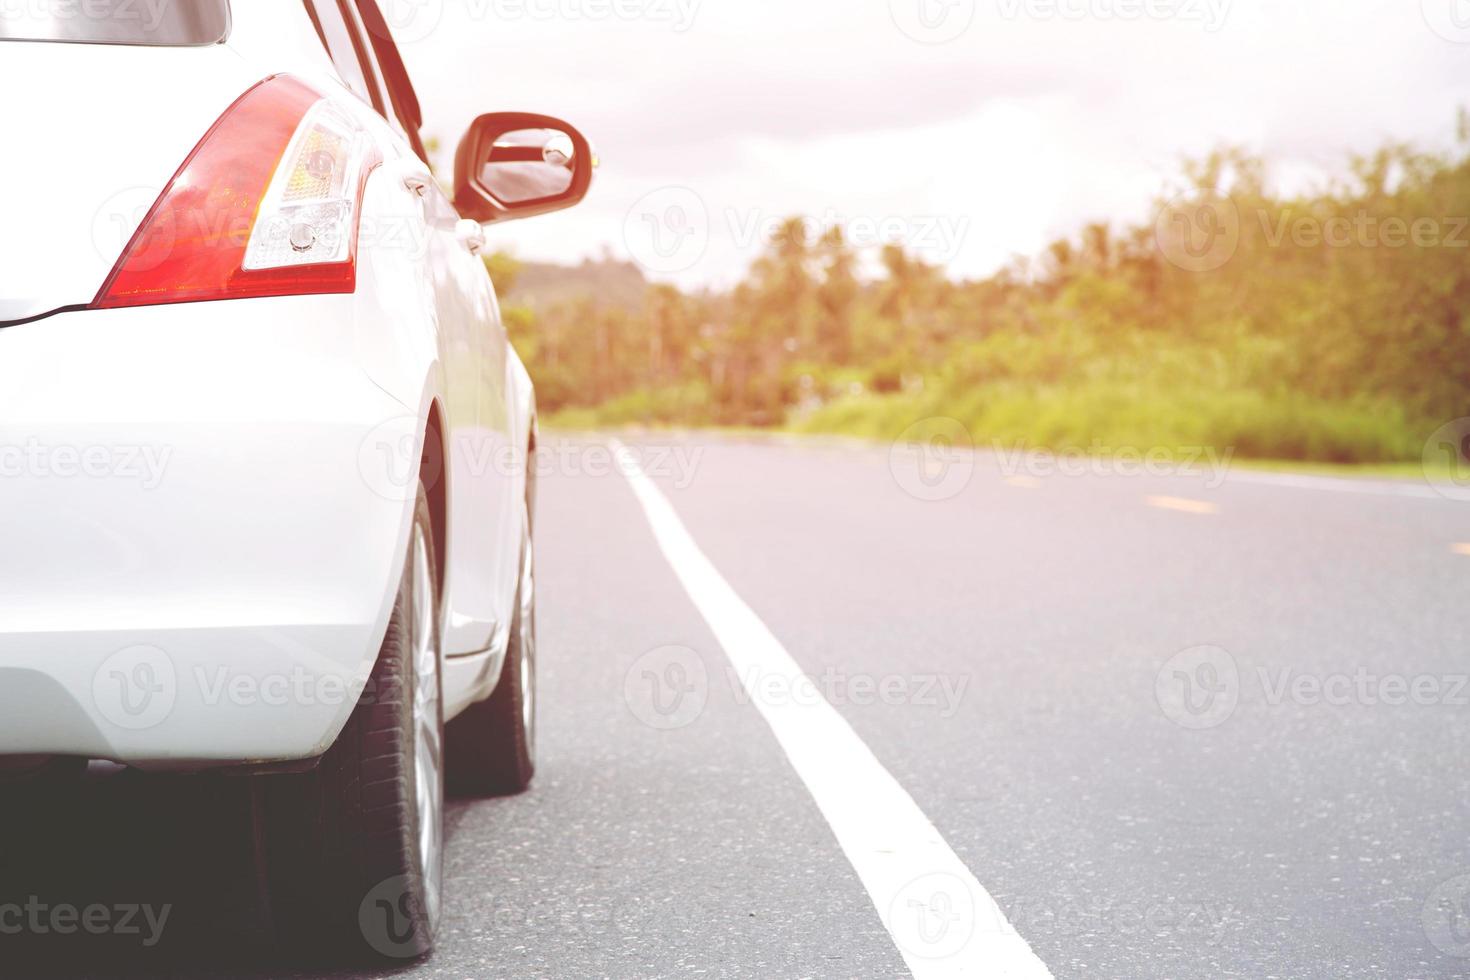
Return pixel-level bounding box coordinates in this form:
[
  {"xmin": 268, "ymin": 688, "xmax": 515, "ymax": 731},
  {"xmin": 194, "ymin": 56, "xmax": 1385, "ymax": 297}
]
[
  {"xmin": 546, "ymin": 381, "xmax": 1448, "ymax": 483},
  {"xmin": 789, "ymin": 384, "xmax": 1433, "ymax": 467}
]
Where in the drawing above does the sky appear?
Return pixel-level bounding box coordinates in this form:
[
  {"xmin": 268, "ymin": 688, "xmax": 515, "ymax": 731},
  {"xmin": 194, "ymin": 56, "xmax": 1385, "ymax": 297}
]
[{"xmin": 389, "ymin": 0, "xmax": 1470, "ymax": 288}]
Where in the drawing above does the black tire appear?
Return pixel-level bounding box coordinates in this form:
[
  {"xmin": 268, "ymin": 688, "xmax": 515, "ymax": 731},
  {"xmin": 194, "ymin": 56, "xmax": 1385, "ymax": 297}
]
[
  {"xmin": 0, "ymin": 756, "xmax": 88, "ymax": 783},
  {"xmin": 260, "ymin": 484, "xmax": 444, "ymax": 962},
  {"xmin": 446, "ymin": 512, "xmax": 536, "ymax": 798}
]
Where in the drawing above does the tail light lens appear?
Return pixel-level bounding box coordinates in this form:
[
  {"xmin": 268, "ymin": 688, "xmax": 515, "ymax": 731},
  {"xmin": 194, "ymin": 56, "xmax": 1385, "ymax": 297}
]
[{"xmin": 94, "ymin": 75, "xmax": 381, "ymax": 310}]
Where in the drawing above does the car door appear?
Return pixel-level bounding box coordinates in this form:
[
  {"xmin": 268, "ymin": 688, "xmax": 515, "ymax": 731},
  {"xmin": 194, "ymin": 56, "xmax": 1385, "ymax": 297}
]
[{"xmin": 347, "ymin": 0, "xmax": 522, "ymax": 658}]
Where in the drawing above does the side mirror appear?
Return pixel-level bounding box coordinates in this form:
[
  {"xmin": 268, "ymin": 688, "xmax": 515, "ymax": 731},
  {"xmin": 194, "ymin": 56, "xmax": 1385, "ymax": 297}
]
[{"xmin": 453, "ymin": 112, "xmax": 594, "ymax": 224}]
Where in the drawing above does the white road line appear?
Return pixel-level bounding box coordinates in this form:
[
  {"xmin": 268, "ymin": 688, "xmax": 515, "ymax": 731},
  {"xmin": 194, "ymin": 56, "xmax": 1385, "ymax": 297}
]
[{"xmin": 612, "ymin": 439, "xmax": 1053, "ymax": 980}]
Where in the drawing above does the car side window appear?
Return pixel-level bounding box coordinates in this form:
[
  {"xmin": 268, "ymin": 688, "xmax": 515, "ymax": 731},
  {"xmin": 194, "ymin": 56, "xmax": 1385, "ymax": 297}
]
[
  {"xmin": 353, "ymin": 0, "xmax": 431, "ymax": 165},
  {"xmin": 303, "ymin": 0, "xmax": 385, "ymax": 114}
]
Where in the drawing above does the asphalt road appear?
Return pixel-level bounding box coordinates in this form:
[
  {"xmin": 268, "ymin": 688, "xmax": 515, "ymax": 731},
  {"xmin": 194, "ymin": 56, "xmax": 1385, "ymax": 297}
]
[{"xmin": 4, "ymin": 433, "xmax": 1469, "ymax": 978}]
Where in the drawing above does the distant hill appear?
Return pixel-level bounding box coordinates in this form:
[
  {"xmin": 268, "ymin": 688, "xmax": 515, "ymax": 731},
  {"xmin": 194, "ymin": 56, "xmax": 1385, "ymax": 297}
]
[{"xmin": 501, "ymin": 256, "xmax": 648, "ymax": 313}]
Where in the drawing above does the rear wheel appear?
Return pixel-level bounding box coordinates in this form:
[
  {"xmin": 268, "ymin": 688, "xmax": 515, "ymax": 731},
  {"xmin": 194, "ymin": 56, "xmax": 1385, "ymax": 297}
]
[
  {"xmin": 446, "ymin": 509, "xmax": 536, "ymax": 797},
  {"xmin": 261, "ymin": 483, "xmax": 444, "ymax": 961}
]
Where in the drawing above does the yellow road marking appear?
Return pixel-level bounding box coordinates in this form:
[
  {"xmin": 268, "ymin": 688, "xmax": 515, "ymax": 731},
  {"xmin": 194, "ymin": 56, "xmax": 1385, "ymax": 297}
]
[
  {"xmin": 1453, "ymin": 544, "xmax": 1470, "ymax": 557},
  {"xmin": 1005, "ymin": 476, "xmax": 1042, "ymax": 489},
  {"xmin": 1147, "ymin": 495, "xmax": 1218, "ymax": 515}
]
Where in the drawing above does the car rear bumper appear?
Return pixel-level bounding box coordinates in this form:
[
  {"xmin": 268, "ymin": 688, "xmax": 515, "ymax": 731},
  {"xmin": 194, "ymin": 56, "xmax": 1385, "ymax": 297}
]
[{"xmin": 0, "ymin": 296, "xmax": 417, "ymax": 768}]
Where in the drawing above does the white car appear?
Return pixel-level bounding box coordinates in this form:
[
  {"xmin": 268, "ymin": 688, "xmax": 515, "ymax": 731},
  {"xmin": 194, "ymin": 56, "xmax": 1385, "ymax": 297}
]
[{"xmin": 0, "ymin": 0, "xmax": 591, "ymax": 958}]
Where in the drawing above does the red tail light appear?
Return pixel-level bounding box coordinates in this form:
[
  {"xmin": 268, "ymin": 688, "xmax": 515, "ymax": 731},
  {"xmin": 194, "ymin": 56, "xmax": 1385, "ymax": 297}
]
[{"xmin": 94, "ymin": 75, "xmax": 381, "ymax": 310}]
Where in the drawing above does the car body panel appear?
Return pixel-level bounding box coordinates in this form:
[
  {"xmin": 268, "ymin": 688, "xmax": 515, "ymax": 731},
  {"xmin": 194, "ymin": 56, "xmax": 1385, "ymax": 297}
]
[{"xmin": 0, "ymin": 294, "xmax": 410, "ymax": 766}]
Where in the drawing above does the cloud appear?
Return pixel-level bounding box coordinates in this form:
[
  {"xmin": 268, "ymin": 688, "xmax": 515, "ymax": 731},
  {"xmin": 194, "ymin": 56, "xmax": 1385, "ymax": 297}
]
[{"xmin": 403, "ymin": 0, "xmax": 1470, "ymax": 287}]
